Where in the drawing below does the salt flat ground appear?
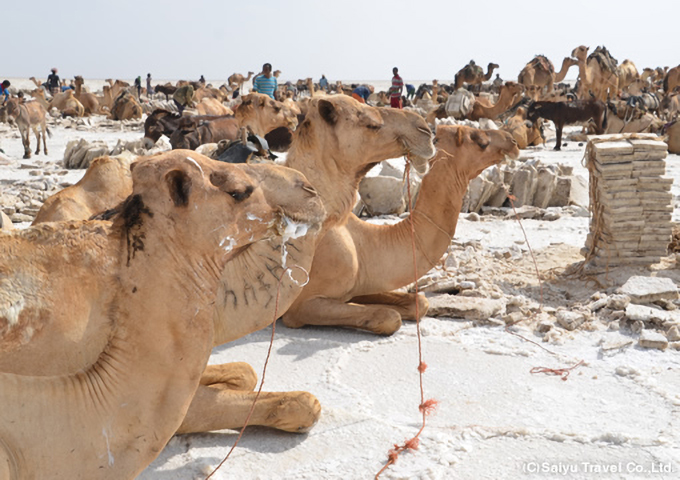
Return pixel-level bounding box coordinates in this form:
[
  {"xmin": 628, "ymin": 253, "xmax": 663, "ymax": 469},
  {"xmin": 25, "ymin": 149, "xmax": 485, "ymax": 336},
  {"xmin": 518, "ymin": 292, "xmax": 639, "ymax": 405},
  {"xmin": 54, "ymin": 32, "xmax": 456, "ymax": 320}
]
[{"xmin": 1, "ymin": 116, "xmax": 679, "ymax": 480}]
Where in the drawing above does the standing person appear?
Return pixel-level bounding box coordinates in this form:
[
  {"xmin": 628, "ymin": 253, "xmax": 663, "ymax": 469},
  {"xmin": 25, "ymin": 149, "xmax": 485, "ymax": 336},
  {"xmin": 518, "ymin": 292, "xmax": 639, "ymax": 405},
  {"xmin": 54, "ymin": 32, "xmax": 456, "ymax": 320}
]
[
  {"xmin": 0, "ymin": 80, "xmax": 10, "ymax": 105},
  {"xmin": 252, "ymin": 63, "xmax": 278, "ymax": 100},
  {"xmin": 134, "ymin": 76, "xmax": 142, "ymax": 99},
  {"xmin": 319, "ymin": 74, "xmax": 329, "ymax": 92},
  {"xmin": 389, "ymin": 67, "xmax": 403, "ymax": 109},
  {"xmin": 172, "ymin": 84, "xmax": 195, "ymax": 115},
  {"xmin": 146, "ymin": 73, "xmax": 153, "ymax": 97},
  {"xmin": 351, "ymin": 84, "xmax": 373, "ymax": 104},
  {"xmin": 47, "ymin": 68, "xmax": 60, "ymax": 96},
  {"xmin": 199, "ymin": 75, "xmax": 206, "ymax": 86}
]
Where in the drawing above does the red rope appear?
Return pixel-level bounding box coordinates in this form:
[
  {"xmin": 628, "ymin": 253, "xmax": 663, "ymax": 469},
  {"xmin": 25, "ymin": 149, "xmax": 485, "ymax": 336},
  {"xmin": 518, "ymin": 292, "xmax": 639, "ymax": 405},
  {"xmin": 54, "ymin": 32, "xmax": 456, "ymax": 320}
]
[
  {"xmin": 375, "ymin": 165, "xmax": 437, "ymax": 479},
  {"xmin": 205, "ymin": 265, "xmax": 308, "ymax": 479},
  {"xmin": 531, "ymin": 360, "xmax": 584, "ymax": 381}
]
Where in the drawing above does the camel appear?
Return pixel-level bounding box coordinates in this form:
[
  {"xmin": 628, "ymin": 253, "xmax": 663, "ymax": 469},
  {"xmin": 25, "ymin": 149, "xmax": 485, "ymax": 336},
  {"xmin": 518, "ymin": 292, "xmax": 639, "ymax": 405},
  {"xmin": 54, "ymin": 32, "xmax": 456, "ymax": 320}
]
[
  {"xmin": 454, "ymin": 61, "xmax": 499, "ymax": 90},
  {"xmin": 572, "ymin": 45, "xmax": 619, "ymax": 101},
  {"xmin": 0, "ymin": 151, "xmax": 327, "ymax": 479},
  {"xmin": 28, "ymin": 76, "xmax": 42, "ymax": 88},
  {"xmin": 73, "ymin": 76, "xmax": 101, "ymax": 115},
  {"xmin": 32, "ymin": 155, "xmax": 133, "ymax": 224},
  {"xmin": 467, "ymin": 81, "xmax": 524, "ymax": 120},
  {"xmin": 3, "ymin": 97, "xmax": 50, "ymax": 158},
  {"xmin": 28, "ymin": 88, "xmax": 50, "ymax": 110},
  {"xmin": 195, "ymin": 97, "xmax": 234, "ymax": 116},
  {"xmin": 281, "ymin": 126, "xmax": 519, "ymax": 334},
  {"xmin": 193, "ymin": 85, "xmax": 228, "ymax": 103},
  {"xmin": 49, "ymin": 89, "xmax": 85, "ymax": 117},
  {"xmin": 228, "ymin": 71, "xmax": 254, "ymax": 93},
  {"xmin": 527, "ymin": 99, "xmax": 607, "ymax": 150},
  {"xmin": 235, "ymin": 92, "xmax": 299, "ymax": 136},
  {"xmin": 664, "ymin": 65, "xmax": 680, "ymax": 96},
  {"xmin": 105, "ymin": 79, "xmax": 130, "ymax": 99},
  {"xmin": 501, "ymin": 106, "xmax": 544, "ymax": 149},
  {"xmin": 517, "ymin": 56, "xmax": 578, "ymax": 93},
  {"xmin": 666, "ymin": 120, "xmax": 680, "ymax": 154},
  {"xmin": 108, "ymin": 90, "xmax": 142, "ymax": 121},
  {"xmin": 616, "ymin": 59, "xmax": 640, "ymax": 93}
]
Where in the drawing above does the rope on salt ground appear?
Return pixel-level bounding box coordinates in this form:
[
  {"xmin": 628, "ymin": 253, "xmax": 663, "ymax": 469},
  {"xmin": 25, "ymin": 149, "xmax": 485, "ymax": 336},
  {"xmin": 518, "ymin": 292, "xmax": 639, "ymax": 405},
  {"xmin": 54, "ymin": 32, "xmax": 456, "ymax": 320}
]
[
  {"xmin": 375, "ymin": 164, "xmax": 437, "ymax": 479},
  {"xmin": 205, "ymin": 265, "xmax": 310, "ymax": 479},
  {"xmin": 504, "ymin": 193, "xmax": 584, "ymax": 381}
]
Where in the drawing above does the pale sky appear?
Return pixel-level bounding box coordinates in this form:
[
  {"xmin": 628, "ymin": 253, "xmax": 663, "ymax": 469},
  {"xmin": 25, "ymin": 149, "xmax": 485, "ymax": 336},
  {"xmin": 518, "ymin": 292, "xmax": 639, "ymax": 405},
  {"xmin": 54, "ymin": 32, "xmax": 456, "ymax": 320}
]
[{"xmin": 6, "ymin": 0, "xmax": 678, "ymax": 84}]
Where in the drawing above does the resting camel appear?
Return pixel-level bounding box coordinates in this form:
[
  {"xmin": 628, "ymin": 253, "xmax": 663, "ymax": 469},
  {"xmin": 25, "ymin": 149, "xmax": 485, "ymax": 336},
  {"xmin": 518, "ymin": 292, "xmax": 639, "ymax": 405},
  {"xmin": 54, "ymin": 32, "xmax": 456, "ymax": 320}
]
[
  {"xmin": 454, "ymin": 61, "xmax": 499, "ymax": 90},
  {"xmin": 518, "ymin": 56, "xmax": 578, "ymax": 93},
  {"xmin": 193, "ymin": 85, "xmax": 228, "ymax": 103},
  {"xmin": 32, "ymin": 155, "xmax": 133, "ymax": 224},
  {"xmin": 108, "ymin": 90, "xmax": 142, "ymax": 120},
  {"xmin": 572, "ymin": 45, "xmax": 619, "ymax": 101},
  {"xmin": 664, "ymin": 65, "xmax": 680, "ymax": 96},
  {"xmin": 169, "ymin": 115, "xmax": 240, "ymax": 150},
  {"xmin": 195, "ymin": 97, "xmax": 234, "ymax": 116},
  {"xmin": 228, "ymin": 71, "xmax": 254, "ymax": 93},
  {"xmin": 0, "ymin": 151, "xmax": 327, "ymax": 479},
  {"xmin": 616, "ymin": 59, "xmax": 640, "ymax": 93},
  {"xmin": 527, "ymin": 99, "xmax": 607, "ymax": 150},
  {"xmin": 105, "ymin": 78, "xmax": 130, "ymax": 99},
  {"xmin": 4, "ymin": 97, "xmax": 50, "ymax": 158},
  {"xmin": 501, "ymin": 106, "xmax": 544, "ymax": 149},
  {"xmin": 49, "ymin": 89, "xmax": 85, "ymax": 117},
  {"xmin": 235, "ymin": 92, "xmax": 299, "ymax": 136},
  {"xmin": 281, "ymin": 126, "xmax": 519, "ymax": 334},
  {"xmin": 467, "ymin": 81, "xmax": 524, "ymax": 120},
  {"xmin": 73, "ymin": 76, "xmax": 100, "ymax": 115}
]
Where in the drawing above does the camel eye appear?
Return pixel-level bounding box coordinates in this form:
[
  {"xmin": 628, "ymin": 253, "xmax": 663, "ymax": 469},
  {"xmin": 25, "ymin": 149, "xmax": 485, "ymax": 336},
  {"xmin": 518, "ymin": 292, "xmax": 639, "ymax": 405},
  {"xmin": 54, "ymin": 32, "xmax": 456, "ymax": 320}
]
[
  {"xmin": 366, "ymin": 124, "xmax": 381, "ymax": 130},
  {"xmin": 228, "ymin": 186, "xmax": 254, "ymax": 202}
]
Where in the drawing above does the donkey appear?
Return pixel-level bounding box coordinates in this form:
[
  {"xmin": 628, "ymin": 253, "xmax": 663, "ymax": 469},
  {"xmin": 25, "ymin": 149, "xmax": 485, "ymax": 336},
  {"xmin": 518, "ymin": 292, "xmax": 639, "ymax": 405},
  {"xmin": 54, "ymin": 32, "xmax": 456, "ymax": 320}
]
[
  {"xmin": 4, "ymin": 97, "xmax": 50, "ymax": 158},
  {"xmin": 527, "ymin": 99, "xmax": 607, "ymax": 150}
]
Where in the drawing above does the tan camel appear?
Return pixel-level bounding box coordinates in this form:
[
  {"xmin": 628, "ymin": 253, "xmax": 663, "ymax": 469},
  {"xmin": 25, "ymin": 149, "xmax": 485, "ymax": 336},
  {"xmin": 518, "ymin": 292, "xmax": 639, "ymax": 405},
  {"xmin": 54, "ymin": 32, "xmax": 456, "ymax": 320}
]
[
  {"xmin": 518, "ymin": 56, "xmax": 578, "ymax": 93},
  {"xmin": 617, "ymin": 59, "xmax": 640, "ymax": 93},
  {"xmin": 0, "ymin": 151, "xmax": 327, "ymax": 479},
  {"xmin": 193, "ymin": 86, "xmax": 228, "ymax": 103},
  {"xmin": 572, "ymin": 45, "xmax": 619, "ymax": 101},
  {"xmin": 467, "ymin": 81, "xmax": 524, "ymax": 120},
  {"xmin": 49, "ymin": 89, "xmax": 85, "ymax": 117},
  {"xmin": 667, "ymin": 120, "xmax": 680, "ymax": 154},
  {"xmin": 664, "ymin": 65, "xmax": 680, "ymax": 95},
  {"xmin": 96, "ymin": 85, "xmax": 114, "ymax": 112},
  {"xmin": 282, "ymin": 126, "xmax": 519, "ymax": 334},
  {"xmin": 28, "ymin": 76, "xmax": 42, "ymax": 88},
  {"xmin": 195, "ymin": 97, "xmax": 234, "ymax": 116},
  {"xmin": 32, "ymin": 155, "xmax": 133, "ymax": 224},
  {"xmin": 454, "ymin": 61, "xmax": 499, "ymax": 90},
  {"xmin": 28, "ymin": 88, "xmax": 50, "ymax": 110},
  {"xmin": 108, "ymin": 90, "xmax": 142, "ymax": 120},
  {"xmin": 105, "ymin": 79, "xmax": 130, "ymax": 100},
  {"xmin": 501, "ymin": 106, "xmax": 544, "ymax": 149},
  {"xmin": 228, "ymin": 71, "xmax": 254, "ymax": 93},
  {"xmin": 235, "ymin": 92, "xmax": 299, "ymax": 136},
  {"xmin": 73, "ymin": 76, "xmax": 101, "ymax": 115}
]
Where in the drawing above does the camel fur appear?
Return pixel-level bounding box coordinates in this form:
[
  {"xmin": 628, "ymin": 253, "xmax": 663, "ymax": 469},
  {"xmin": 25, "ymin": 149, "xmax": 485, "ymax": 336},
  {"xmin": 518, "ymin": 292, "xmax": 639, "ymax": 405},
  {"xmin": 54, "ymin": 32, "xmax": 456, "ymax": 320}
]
[
  {"xmin": 501, "ymin": 106, "xmax": 544, "ymax": 149},
  {"xmin": 0, "ymin": 151, "xmax": 326, "ymax": 479},
  {"xmin": 73, "ymin": 76, "xmax": 100, "ymax": 115},
  {"xmin": 467, "ymin": 81, "xmax": 524, "ymax": 120},
  {"xmin": 572, "ymin": 45, "xmax": 619, "ymax": 101},
  {"xmin": 518, "ymin": 56, "xmax": 578, "ymax": 93},
  {"xmin": 281, "ymin": 126, "xmax": 519, "ymax": 334}
]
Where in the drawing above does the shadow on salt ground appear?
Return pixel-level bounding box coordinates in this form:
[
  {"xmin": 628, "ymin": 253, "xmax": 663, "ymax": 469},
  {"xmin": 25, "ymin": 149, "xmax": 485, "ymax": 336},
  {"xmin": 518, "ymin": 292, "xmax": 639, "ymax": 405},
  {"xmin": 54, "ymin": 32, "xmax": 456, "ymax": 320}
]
[
  {"xmin": 142, "ymin": 427, "xmax": 311, "ymax": 479},
  {"xmin": 213, "ymin": 318, "xmax": 380, "ymax": 361}
]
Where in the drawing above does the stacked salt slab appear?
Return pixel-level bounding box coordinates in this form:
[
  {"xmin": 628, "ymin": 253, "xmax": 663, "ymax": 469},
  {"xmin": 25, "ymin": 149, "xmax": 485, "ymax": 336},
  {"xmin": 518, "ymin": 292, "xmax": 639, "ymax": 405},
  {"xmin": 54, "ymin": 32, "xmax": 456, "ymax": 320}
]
[{"xmin": 583, "ymin": 133, "xmax": 672, "ymax": 268}]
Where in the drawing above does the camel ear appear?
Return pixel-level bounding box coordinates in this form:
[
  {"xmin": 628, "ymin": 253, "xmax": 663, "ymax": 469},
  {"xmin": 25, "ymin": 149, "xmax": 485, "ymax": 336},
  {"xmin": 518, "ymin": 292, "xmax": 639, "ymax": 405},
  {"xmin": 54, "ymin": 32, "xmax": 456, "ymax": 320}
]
[
  {"xmin": 358, "ymin": 108, "xmax": 383, "ymax": 129},
  {"xmin": 257, "ymin": 96, "xmax": 267, "ymax": 108},
  {"xmin": 318, "ymin": 99, "xmax": 338, "ymax": 125},
  {"xmin": 165, "ymin": 169, "xmax": 192, "ymax": 207},
  {"xmin": 471, "ymin": 130, "xmax": 490, "ymax": 150},
  {"xmin": 455, "ymin": 127, "xmax": 464, "ymax": 147}
]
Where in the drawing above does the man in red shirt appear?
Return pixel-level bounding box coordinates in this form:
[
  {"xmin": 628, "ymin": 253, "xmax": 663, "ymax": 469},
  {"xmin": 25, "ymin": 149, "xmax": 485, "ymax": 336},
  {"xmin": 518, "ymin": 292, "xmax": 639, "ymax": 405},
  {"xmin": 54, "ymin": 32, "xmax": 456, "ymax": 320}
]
[{"xmin": 389, "ymin": 67, "xmax": 403, "ymax": 109}]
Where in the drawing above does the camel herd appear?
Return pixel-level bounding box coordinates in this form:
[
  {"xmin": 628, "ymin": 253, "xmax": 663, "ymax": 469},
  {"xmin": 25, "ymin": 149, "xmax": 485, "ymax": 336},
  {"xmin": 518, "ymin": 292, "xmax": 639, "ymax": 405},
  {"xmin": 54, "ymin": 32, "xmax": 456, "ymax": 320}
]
[{"xmin": 1, "ymin": 47, "xmax": 679, "ymax": 478}]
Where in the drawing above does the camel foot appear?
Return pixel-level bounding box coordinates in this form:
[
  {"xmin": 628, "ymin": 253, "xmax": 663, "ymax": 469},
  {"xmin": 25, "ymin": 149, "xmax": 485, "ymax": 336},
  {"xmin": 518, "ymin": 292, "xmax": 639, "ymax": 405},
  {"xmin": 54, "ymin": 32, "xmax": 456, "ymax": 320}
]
[
  {"xmin": 265, "ymin": 392, "xmax": 322, "ymax": 433},
  {"xmin": 358, "ymin": 309, "xmax": 402, "ymax": 335}
]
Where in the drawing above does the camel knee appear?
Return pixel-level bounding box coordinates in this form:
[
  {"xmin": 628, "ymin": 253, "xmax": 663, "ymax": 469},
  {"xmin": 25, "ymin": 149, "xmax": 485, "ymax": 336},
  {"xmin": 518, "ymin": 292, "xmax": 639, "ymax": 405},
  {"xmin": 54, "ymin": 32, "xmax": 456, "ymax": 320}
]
[
  {"xmin": 364, "ymin": 308, "xmax": 402, "ymax": 335},
  {"xmin": 201, "ymin": 362, "xmax": 257, "ymax": 391}
]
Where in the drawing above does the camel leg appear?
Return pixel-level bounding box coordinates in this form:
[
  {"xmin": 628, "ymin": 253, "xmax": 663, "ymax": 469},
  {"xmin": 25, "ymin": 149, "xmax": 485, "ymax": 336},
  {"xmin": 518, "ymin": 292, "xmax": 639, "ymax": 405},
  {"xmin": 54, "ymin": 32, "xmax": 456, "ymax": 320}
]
[
  {"xmin": 282, "ymin": 297, "xmax": 402, "ymax": 335},
  {"xmin": 350, "ymin": 291, "xmax": 429, "ymax": 321},
  {"xmin": 554, "ymin": 123, "xmax": 563, "ymax": 151},
  {"xmin": 200, "ymin": 362, "xmax": 257, "ymax": 391},
  {"xmin": 177, "ymin": 386, "xmax": 321, "ymax": 434}
]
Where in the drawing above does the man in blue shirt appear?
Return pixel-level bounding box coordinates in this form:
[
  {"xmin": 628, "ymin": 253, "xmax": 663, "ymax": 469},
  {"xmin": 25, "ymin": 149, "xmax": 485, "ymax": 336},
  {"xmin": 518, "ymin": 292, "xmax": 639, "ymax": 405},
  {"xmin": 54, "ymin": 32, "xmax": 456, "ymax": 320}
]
[
  {"xmin": 252, "ymin": 63, "xmax": 278, "ymax": 100},
  {"xmin": 0, "ymin": 80, "xmax": 10, "ymax": 105},
  {"xmin": 351, "ymin": 84, "xmax": 373, "ymax": 104},
  {"xmin": 319, "ymin": 74, "xmax": 329, "ymax": 92}
]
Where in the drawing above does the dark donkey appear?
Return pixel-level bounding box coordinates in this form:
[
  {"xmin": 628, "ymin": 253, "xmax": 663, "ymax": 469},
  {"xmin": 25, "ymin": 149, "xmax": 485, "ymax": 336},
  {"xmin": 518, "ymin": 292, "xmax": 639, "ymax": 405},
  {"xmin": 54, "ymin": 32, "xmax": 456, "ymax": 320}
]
[{"xmin": 527, "ymin": 99, "xmax": 607, "ymax": 150}]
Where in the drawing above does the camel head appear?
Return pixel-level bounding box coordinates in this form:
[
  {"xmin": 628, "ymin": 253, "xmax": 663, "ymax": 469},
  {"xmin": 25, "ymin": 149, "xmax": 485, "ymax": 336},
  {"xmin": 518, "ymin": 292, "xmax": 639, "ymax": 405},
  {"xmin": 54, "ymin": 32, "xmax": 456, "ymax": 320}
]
[
  {"xmin": 74, "ymin": 75, "xmax": 84, "ymax": 86},
  {"xmin": 235, "ymin": 92, "xmax": 298, "ymax": 136},
  {"xmin": 117, "ymin": 151, "xmax": 324, "ymax": 273},
  {"xmin": 502, "ymin": 81, "xmax": 525, "ymax": 96},
  {"xmin": 571, "ymin": 46, "xmax": 589, "ymax": 61},
  {"xmin": 434, "ymin": 125, "xmax": 520, "ymax": 178},
  {"xmin": 291, "ymin": 95, "xmax": 435, "ymax": 176}
]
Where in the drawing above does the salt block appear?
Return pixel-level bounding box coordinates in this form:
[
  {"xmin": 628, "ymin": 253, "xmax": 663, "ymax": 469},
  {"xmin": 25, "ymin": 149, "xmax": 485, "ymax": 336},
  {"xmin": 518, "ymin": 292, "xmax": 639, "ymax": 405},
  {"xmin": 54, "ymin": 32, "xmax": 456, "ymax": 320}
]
[
  {"xmin": 625, "ymin": 304, "xmax": 670, "ymax": 323},
  {"xmin": 638, "ymin": 330, "xmax": 669, "ymax": 350},
  {"xmin": 620, "ymin": 276, "xmax": 679, "ymax": 303},
  {"xmin": 426, "ymin": 295, "xmax": 505, "ymax": 320},
  {"xmin": 556, "ymin": 310, "xmax": 586, "ymax": 331}
]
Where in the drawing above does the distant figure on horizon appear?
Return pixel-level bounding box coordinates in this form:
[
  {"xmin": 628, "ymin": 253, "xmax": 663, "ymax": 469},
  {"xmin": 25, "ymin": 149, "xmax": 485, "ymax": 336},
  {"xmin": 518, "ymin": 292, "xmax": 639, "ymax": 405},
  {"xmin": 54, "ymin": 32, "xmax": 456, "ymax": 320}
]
[
  {"xmin": 319, "ymin": 74, "xmax": 329, "ymax": 92},
  {"xmin": 252, "ymin": 63, "xmax": 278, "ymax": 100},
  {"xmin": 134, "ymin": 76, "xmax": 142, "ymax": 99},
  {"xmin": 47, "ymin": 68, "xmax": 60, "ymax": 95},
  {"xmin": 146, "ymin": 73, "xmax": 153, "ymax": 97},
  {"xmin": 492, "ymin": 73, "xmax": 503, "ymax": 89},
  {"xmin": 199, "ymin": 75, "xmax": 206, "ymax": 86},
  {"xmin": 0, "ymin": 80, "xmax": 10, "ymax": 105},
  {"xmin": 389, "ymin": 67, "xmax": 403, "ymax": 109},
  {"xmin": 351, "ymin": 84, "xmax": 373, "ymax": 104}
]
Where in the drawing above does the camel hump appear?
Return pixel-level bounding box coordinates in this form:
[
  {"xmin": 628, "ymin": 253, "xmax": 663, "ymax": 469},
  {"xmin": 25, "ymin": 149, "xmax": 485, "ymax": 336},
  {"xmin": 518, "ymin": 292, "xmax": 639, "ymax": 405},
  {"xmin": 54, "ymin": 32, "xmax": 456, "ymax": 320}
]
[
  {"xmin": 530, "ymin": 55, "xmax": 554, "ymax": 75},
  {"xmin": 588, "ymin": 46, "xmax": 618, "ymax": 73}
]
